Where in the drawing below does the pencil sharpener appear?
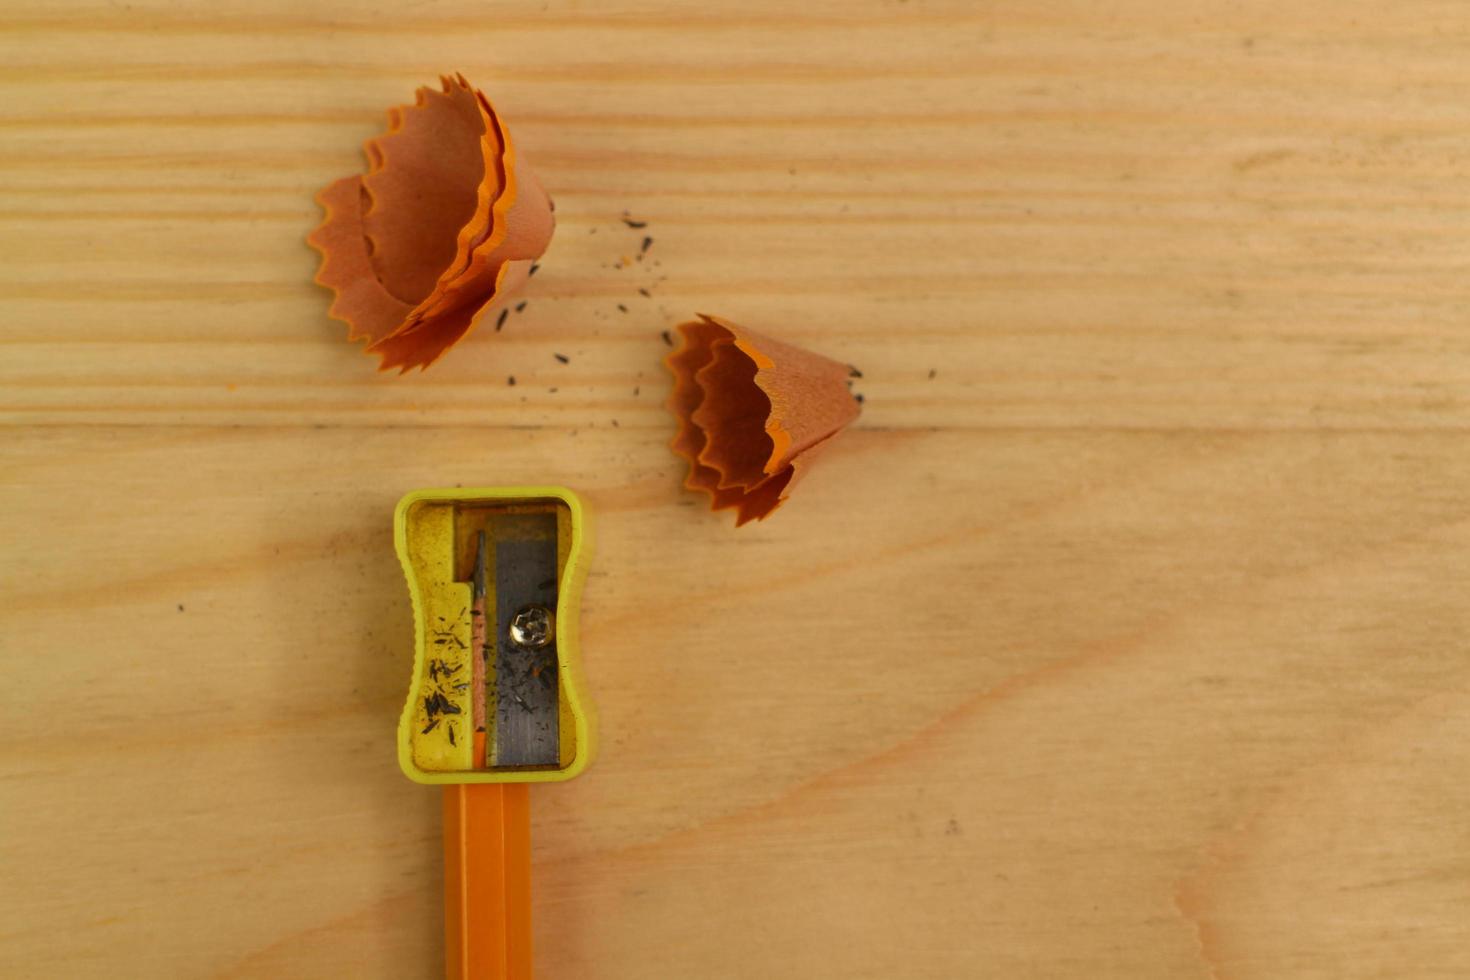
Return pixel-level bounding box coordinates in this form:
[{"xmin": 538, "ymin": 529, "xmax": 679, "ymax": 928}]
[{"xmin": 394, "ymin": 487, "xmax": 594, "ymax": 784}]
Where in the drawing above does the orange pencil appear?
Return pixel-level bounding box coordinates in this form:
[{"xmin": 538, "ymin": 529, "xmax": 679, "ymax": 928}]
[{"xmin": 394, "ymin": 488, "xmax": 594, "ymax": 980}]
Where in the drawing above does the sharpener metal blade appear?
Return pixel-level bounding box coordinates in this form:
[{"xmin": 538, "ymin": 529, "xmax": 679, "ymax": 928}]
[{"xmin": 491, "ymin": 513, "xmax": 560, "ymax": 767}]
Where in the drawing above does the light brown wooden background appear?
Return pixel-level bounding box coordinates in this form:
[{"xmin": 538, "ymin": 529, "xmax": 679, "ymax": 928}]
[{"xmin": 3, "ymin": 1, "xmax": 1469, "ymax": 977}]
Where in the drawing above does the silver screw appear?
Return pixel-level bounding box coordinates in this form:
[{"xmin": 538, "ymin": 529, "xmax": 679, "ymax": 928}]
[{"xmin": 508, "ymin": 604, "xmax": 554, "ymax": 649}]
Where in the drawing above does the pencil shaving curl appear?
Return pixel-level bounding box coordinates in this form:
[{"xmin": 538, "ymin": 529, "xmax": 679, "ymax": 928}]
[
  {"xmin": 307, "ymin": 74, "xmax": 554, "ymax": 372},
  {"xmin": 665, "ymin": 314, "xmax": 861, "ymax": 525}
]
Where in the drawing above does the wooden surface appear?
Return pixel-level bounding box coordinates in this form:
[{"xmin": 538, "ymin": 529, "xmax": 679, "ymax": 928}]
[{"xmin": 3, "ymin": 1, "xmax": 1469, "ymax": 977}]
